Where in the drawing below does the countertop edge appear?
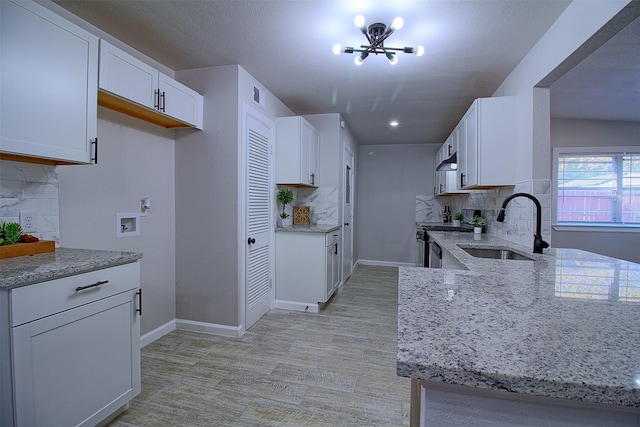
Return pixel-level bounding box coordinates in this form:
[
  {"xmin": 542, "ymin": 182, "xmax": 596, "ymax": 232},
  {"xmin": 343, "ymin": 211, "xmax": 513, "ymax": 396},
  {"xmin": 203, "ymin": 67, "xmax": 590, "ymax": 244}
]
[{"xmin": 1, "ymin": 248, "xmax": 143, "ymax": 290}]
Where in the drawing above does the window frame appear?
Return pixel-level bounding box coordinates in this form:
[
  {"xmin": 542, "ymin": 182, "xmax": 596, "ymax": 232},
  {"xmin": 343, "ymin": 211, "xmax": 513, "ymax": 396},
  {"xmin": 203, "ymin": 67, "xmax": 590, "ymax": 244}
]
[{"xmin": 552, "ymin": 146, "xmax": 640, "ymax": 233}]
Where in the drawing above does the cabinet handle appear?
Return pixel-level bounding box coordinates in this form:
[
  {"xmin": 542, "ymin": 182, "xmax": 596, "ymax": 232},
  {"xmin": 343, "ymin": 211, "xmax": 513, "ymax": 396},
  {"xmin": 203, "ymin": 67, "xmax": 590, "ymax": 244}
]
[
  {"xmin": 434, "ymin": 186, "xmax": 436, "ymax": 195},
  {"xmin": 310, "ymin": 173, "xmax": 315, "ymax": 185},
  {"xmin": 136, "ymin": 289, "xmax": 142, "ymax": 316},
  {"xmin": 154, "ymin": 89, "xmax": 160, "ymax": 110},
  {"xmin": 91, "ymin": 138, "xmax": 98, "ymax": 164},
  {"xmin": 448, "ymin": 144, "xmax": 452, "ymax": 156},
  {"xmin": 344, "ymin": 222, "xmax": 349, "ymax": 226},
  {"xmin": 460, "ymin": 173, "xmax": 465, "ymax": 188},
  {"xmin": 75, "ymin": 280, "xmax": 108, "ymax": 292},
  {"xmin": 160, "ymin": 91, "xmax": 166, "ymax": 112},
  {"xmin": 439, "ymin": 183, "xmax": 443, "ymax": 193},
  {"xmin": 248, "ymin": 237, "xmax": 256, "ymax": 244},
  {"xmin": 334, "ymin": 243, "xmax": 338, "ymax": 255}
]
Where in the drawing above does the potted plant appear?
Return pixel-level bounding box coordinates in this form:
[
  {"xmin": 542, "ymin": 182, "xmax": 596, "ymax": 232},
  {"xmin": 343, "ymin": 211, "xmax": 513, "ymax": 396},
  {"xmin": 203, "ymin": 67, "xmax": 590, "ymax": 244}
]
[
  {"xmin": 277, "ymin": 187, "xmax": 294, "ymax": 227},
  {"xmin": 470, "ymin": 216, "xmax": 486, "ymax": 234},
  {"xmin": 452, "ymin": 212, "xmax": 463, "ymax": 227}
]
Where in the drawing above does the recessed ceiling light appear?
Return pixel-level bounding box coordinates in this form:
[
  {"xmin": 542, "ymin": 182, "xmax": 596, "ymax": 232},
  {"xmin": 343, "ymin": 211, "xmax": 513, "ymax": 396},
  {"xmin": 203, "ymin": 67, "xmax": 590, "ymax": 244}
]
[{"xmin": 390, "ymin": 121, "xmax": 399, "ymax": 127}]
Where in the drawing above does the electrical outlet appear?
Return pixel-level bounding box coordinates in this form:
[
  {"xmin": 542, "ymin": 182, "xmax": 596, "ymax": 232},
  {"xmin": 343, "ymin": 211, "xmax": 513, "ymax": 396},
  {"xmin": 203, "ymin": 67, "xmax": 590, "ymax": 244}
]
[{"xmin": 19, "ymin": 211, "xmax": 37, "ymax": 232}]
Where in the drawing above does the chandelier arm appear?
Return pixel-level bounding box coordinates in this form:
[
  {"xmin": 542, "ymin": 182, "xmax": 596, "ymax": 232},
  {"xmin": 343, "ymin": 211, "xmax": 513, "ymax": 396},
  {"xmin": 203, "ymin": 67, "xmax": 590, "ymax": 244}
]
[{"xmin": 375, "ymin": 28, "xmax": 395, "ymax": 46}]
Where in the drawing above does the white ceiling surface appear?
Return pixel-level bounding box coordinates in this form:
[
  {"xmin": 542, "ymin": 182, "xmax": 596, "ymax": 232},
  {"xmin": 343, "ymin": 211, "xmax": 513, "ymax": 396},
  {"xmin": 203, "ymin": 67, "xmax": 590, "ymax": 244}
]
[{"xmin": 52, "ymin": 0, "xmax": 582, "ymax": 145}]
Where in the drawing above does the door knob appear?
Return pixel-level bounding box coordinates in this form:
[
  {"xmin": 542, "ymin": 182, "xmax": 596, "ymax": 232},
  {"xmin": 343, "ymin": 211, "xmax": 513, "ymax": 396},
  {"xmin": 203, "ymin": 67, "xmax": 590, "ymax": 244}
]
[
  {"xmin": 247, "ymin": 237, "xmax": 256, "ymax": 244},
  {"xmin": 344, "ymin": 222, "xmax": 350, "ymax": 226}
]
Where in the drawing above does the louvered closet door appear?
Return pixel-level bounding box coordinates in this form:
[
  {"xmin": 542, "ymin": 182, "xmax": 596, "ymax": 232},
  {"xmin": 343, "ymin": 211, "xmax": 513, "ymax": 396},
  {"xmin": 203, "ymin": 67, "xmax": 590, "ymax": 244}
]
[{"xmin": 245, "ymin": 112, "xmax": 273, "ymax": 329}]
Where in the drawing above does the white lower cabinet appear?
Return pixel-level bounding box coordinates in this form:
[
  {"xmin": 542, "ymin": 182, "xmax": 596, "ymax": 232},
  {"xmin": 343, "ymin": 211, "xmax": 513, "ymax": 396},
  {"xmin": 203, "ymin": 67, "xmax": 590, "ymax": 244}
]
[
  {"xmin": 5, "ymin": 262, "xmax": 141, "ymax": 427},
  {"xmin": 275, "ymin": 230, "xmax": 341, "ymax": 310}
]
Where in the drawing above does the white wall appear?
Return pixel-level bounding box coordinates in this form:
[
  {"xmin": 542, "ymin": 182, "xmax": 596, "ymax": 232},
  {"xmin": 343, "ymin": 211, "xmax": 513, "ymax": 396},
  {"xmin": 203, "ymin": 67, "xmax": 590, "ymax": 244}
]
[
  {"xmin": 357, "ymin": 143, "xmax": 438, "ymax": 265},
  {"xmin": 58, "ymin": 108, "xmax": 177, "ymax": 335},
  {"xmin": 550, "ymin": 119, "xmax": 640, "ymax": 263}
]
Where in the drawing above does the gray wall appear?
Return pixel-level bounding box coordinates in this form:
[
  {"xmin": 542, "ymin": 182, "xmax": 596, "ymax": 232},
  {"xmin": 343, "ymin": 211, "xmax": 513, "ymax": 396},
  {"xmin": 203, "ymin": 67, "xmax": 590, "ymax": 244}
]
[
  {"xmin": 175, "ymin": 65, "xmax": 292, "ymax": 328},
  {"xmin": 58, "ymin": 108, "xmax": 177, "ymax": 335},
  {"xmin": 550, "ymin": 119, "xmax": 640, "ymax": 263},
  {"xmin": 357, "ymin": 143, "xmax": 438, "ymax": 264}
]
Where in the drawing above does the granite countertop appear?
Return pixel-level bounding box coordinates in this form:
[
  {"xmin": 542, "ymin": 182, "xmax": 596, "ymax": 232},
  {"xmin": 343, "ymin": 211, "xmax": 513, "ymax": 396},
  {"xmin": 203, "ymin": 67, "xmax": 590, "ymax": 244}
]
[
  {"xmin": 398, "ymin": 232, "xmax": 640, "ymax": 407},
  {"xmin": 0, "ymin": 248, "xmax": 143, "ymax": 290},
  {"xmin": 276, "ymin": 224, "xmax": 341, "ymax": 233}
]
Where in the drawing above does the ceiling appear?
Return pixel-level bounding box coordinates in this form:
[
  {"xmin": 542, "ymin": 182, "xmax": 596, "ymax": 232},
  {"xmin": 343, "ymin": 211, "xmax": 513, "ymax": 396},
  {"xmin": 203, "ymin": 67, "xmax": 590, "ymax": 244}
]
[{"xmin": 50, "ymin": 0, "xmax": 636, "ymax": 145}]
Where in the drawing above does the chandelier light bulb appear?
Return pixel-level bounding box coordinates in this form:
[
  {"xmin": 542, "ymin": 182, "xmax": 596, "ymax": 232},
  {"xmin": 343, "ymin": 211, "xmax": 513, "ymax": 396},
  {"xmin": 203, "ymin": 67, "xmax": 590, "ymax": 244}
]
[
  {"xmin": 391, "ymin": 17, "xmax": 404, "ymax": 30},
  {"xmin": 333, "ymin": 43, "xmax": 342, "ymax": 55},
  {"xmin": 354, "ymin": 15, "xmax": 365, "ymax": 29},
  {"xmin": 416, "ymin": 45, "xmax": 425, "ymax": 56},
  {"xmin": 355, "ymin": 56, "xmax": 364, "ymax": 65},
  {"xmin": 387, "ymin": 53, "xmax": 398, "ymax": 65}
]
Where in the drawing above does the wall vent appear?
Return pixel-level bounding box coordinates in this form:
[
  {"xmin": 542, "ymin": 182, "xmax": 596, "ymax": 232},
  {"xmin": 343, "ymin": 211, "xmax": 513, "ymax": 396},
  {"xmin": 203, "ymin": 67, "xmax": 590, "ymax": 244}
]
[{"xmin": 253, "ymin": 85, "xmax": 266, "ymax": 109}]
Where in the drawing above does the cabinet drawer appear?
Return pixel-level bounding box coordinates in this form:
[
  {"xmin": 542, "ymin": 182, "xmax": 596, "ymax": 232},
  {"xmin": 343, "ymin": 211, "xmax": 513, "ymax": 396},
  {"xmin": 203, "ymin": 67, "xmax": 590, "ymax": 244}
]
[{"xmin": 10, "ymin": 262, "xmax": 140, "ymax": 327}]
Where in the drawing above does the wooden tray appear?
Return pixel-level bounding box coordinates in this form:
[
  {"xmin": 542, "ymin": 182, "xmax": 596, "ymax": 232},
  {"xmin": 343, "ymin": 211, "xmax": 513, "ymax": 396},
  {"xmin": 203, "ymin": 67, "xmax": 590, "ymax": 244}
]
[{"xmin": 0, "ymin": 241, "xmax": 55, "ymax": 259}]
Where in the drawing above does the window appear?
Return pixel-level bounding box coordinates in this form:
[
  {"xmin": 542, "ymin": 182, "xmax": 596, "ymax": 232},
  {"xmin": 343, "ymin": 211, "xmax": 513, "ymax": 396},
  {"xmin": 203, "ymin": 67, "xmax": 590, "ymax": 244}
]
[{"xmin": 556, "ymin": 149, "xmax": 640, "ymax": 226}]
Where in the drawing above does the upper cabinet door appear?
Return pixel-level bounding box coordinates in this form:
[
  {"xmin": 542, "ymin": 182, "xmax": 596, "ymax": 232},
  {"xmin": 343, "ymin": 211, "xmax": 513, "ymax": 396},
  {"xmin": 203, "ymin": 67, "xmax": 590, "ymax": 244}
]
[
  {"xmin": 0, "ymin": 0, "xmax": 98, "ymax": 164},
  {"xmin": 158, "ymin": 73, "xmax": 203, "ymax": 129},
  {"xmin": 99, "ymin": 40, "xmax": 158, "ymax": 110},
  {"xmin": 98, "ymin": 40, "xmax": 203, "ymax": 129}
]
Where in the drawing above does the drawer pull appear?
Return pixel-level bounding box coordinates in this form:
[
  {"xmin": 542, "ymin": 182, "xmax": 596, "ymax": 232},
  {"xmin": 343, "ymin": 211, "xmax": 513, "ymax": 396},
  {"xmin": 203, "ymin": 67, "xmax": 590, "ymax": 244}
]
[{"xmin": 75, "ymin": 280, "xmax": 109, "ymax": 292}]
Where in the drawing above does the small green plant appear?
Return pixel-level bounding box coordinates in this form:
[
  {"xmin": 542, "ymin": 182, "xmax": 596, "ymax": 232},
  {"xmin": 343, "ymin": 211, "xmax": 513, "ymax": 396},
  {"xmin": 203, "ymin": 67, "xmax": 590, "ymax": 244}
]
[
  {"xmin": 277, "ymin": 188, "xmax": 294, "ymax": 219},
  {"xmin": 452, "ymin": 212, "xmax": 463, "ymax": 221},
  {"xmin": 470, "ymin": 216, "xmax": 486, "ymax": 227},
  {"xmin": 0, "ymin": 221, "xmax": 23, "ymax": 245}
]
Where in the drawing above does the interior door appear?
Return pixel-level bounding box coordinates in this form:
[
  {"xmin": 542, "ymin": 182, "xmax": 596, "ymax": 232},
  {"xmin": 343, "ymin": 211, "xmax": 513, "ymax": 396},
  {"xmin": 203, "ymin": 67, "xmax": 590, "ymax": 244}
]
[
  {"xmin": 245, "ymin": 110, "xmax": 274, "ymax": 329},
  {"xmin": 342, "ymin": 149, "xmax": 354, "ymax": 281}
]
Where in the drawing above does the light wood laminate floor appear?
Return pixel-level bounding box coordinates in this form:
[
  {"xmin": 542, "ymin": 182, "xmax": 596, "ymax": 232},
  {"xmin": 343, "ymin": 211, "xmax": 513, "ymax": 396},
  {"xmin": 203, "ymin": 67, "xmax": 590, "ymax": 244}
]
[{"xmin": 109, "ymin": 265, "xmax": 410, "ymax": 426}]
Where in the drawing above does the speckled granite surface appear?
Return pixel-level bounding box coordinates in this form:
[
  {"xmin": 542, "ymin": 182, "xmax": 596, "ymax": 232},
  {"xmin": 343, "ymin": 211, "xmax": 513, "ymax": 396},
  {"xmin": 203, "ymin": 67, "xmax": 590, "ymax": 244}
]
[
  {"xmin": 0, "ymin": 248, "xmax": 143, "ymax": 290},
  {"xmin": 276, "ymin": 224, "xmax": 341, "ymax": 233},
  {"xmin": 398, "ymin": 232, "xmax": 640, "ymax": 407}
]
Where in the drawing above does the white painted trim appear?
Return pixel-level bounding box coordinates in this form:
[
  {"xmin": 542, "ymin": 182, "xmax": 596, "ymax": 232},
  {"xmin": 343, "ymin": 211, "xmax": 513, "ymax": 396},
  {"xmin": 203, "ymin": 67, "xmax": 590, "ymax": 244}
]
[
  {"xmin": 552, "ymin": 225, "xmax": 640, "ymax": 233},
  {"xmin": 140, "ymin": 320, "xmax": 175, "ymax": 348},
  {"xmin": 273, "ymin": 300, "xmax": 320, "ymax": 313},
  {"xmin": 175, "ymin": 318, "xmax": 242, "ymax": 338},
  {"xmin": 357, "ymin": 259, "xmax": 414, "ymax": 267}
]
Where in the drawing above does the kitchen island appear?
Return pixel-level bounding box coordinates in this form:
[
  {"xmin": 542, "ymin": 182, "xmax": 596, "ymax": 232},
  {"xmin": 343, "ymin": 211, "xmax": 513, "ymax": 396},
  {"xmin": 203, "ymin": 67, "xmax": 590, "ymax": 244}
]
[{"xmin": 398, "ymin": 232, "xmax": 640, "ymax": 426}]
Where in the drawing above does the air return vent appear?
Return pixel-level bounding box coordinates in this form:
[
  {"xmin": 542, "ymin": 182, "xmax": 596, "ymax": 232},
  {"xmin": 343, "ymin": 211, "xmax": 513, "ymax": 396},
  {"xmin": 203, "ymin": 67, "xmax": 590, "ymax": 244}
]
[{"xmin": 253, "ymin": 84, "xmax": 266, "ymax": 109}]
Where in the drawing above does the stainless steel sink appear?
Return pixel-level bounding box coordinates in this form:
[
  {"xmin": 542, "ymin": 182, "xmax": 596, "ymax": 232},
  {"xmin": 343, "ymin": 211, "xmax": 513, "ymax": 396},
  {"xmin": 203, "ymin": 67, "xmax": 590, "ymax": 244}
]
[{"xmin": 459, "ymin": 246, "xmax": 534, "ymax": 261}]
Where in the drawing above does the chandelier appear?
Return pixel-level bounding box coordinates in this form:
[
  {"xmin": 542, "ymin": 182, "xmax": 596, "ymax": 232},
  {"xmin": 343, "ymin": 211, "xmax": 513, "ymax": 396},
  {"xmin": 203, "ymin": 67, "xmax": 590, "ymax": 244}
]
[{"xmin": 333, "ymin": 15, "xmax": 424, "ymax": 65}]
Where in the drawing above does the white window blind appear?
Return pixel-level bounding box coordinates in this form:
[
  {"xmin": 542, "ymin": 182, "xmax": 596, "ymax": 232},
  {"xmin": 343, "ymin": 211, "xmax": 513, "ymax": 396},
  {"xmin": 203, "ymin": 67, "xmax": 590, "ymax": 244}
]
[{"xmin": 557, "ymin": 152, "xmax": 640, "ymax": 225}]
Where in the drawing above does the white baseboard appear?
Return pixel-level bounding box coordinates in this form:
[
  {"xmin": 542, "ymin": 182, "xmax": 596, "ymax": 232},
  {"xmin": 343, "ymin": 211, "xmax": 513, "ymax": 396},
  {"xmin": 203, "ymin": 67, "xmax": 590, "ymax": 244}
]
[
  {"xmin": 140, "ymin": 320, "xmax": 175, "ymax": 348},
  {"xmin": 273, "ymin": 300, "xmax": 320, "ymax": 313},
  {"xmin": 357, "ymin": 259, "xmax": 415, "ymax": 267},
  {"xmin": 175, "ymin": 318, "xmax": 243, "ymax": 338}
]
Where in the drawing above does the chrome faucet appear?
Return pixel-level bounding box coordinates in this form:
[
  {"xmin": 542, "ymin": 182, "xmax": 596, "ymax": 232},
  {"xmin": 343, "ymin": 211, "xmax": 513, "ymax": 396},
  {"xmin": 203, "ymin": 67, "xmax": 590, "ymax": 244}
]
[{"xmin": 496, "ymin": 193, "xmax": 549, "ymax": 254}]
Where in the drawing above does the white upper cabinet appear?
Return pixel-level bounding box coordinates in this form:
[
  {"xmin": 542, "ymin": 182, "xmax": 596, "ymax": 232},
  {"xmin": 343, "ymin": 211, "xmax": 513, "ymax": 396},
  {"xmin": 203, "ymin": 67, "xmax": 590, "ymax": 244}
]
[
  {"xmin": 99, "ymin": 40, "xmax": 158, "ymax": 110},
  {"xmin": 276, "ymin": 116, "xmax": 320, "ymax": 187},
  {"xmin": 434, "ymin": 127, "xmax": 467, "ymax": 196},
  {"xmin": 457, "ymin": 96, "xmax": 516, "ymax": 189},
  {"xmin": 0, "ymin": 0, "xmax": 98, "ymax": 164},
  {"xmin": 98, "ymin": 40, "xmax": 203, "ymax": 129}
]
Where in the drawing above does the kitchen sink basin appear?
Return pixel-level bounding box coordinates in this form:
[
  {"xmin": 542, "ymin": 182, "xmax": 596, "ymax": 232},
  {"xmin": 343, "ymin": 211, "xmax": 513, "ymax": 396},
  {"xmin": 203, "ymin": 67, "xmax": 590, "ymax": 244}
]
[{"xmin": 459, "ymin": 246, "xmax": 534, "ymax": 261}]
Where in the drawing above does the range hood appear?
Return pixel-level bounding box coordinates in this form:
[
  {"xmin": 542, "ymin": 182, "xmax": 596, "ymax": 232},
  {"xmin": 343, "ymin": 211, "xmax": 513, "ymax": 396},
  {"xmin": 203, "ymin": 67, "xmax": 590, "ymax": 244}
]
[{"xmin": 436, "ymin": 152, "xmax": 457, "ymax": 171}]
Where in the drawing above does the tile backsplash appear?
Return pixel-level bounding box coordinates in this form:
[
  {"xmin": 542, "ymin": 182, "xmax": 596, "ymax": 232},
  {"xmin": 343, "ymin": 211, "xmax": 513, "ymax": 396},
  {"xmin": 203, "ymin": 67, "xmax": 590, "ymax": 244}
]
[
  {"xmin": 0, "ymin": 160, "xmax": 60, "ymax": 244},
  {"xmin": 416, "ymin": 180, "xmax": 551, "ymax": 248},
  {"xmin": 277, "ymin": 186, "xmax": 339, "ymax": 225}
]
